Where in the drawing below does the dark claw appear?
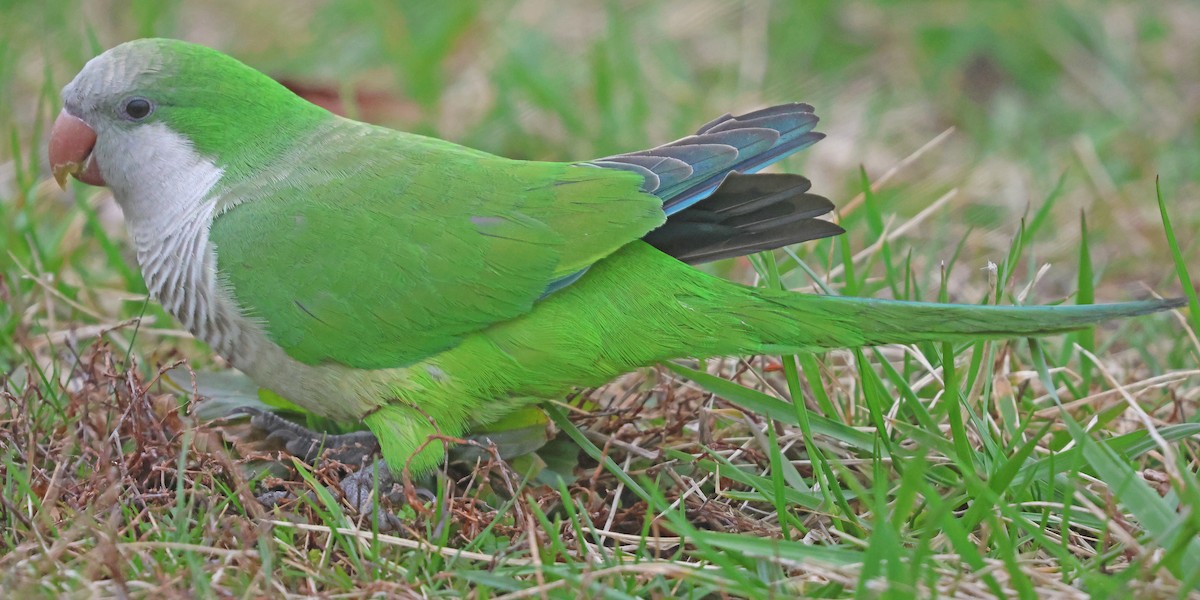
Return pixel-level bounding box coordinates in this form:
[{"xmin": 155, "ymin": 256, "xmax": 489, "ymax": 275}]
[
  {"xmin": 255, "ymin": 459, "xmax": 431, "ymax": 532},
  {"xmin": 231, "ymin": 406, "xmax": 381, "ymax": 464},
  {"xmin": 256, "ymin": 489, "xmax": 294, "ymax": 508},
  {"xmin": 337, "ymin": 460, "xmax": 405, "ymax": 531},
  {"xmin": 232, "ymin": 409, "xmax": 435, "ymax": 529}
]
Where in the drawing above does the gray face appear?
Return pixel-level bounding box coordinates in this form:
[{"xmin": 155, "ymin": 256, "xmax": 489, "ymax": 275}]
[
  {"xmin": 57, "ymin": 43, "xmax": 225, "ymax": 253},
  {"xmin": 61, "ymin": 40, "xmax": 167, "ymax": 127},
  {"xmin": 60, "ymin": 42, "xmax": 183, "ymax": 196}
]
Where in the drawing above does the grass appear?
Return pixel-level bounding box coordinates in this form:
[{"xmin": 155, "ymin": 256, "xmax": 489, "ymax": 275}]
[{"xmin": 3, "ymin": 0, "xmax": 1199, "ymax": 597}]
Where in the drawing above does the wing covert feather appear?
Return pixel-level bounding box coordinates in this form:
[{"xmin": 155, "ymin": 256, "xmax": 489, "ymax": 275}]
[{"xmin": 209, "ymin": 123, "xmax": 661, "ymax": 369}]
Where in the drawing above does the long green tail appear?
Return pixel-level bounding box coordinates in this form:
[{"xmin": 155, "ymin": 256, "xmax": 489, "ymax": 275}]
[
  {"xmin": 375, "ymin": 242, "xmax": 1181, "ymax": 474},
  {"xmin": 753, "ymin": 292, "xmax": 1183, "ymax": 354},
  {"xmin": 442, "ymin": 243, "xmax": 1183, "ymax": 397}
]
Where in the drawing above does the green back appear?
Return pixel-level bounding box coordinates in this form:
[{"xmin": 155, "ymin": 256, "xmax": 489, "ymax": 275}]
[{"xmin": 209, "ymin": 120, "xmax": 663, "ymax": 369}]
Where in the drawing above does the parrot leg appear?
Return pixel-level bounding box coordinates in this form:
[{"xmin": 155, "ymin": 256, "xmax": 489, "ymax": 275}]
[{"xmin": 232, "ymin": 406, "xmax": 380, "ymax": 465}]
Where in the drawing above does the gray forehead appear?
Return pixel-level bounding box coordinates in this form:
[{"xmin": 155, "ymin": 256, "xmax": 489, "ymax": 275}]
[{"xmin": 62, "ymin": 42, "xmax": 167, "ymax": 114}]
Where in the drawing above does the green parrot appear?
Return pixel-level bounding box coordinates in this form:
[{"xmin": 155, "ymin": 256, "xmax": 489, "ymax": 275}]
[{"xmin": 50, "ymin": 39, "xmax": 1179, "ymax": 480}]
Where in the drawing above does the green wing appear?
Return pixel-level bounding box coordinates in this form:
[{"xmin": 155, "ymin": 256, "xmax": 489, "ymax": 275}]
[{"xmin": 209, "ymin": 122, "xmax": 663, "ymax": 369}]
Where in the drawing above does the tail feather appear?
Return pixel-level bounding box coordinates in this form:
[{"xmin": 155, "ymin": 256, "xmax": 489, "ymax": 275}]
[
  {"xmin": 446, "ymin": 243, "xmax": 1182, "ymax": 409},
  {"xmin": 755, "ymin": 294, "xmax": 1186, "ymax": 353}
]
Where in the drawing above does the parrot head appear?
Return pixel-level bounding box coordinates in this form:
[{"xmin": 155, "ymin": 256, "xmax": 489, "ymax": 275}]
[{"xmin": 49, "ymin": 38, "xmax": 328, "ymax": 212}]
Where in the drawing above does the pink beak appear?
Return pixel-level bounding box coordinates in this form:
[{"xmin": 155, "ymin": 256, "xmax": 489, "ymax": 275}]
[{"xmin": 49, "ymin": 110, "xmax": 105, "ymax": 188}]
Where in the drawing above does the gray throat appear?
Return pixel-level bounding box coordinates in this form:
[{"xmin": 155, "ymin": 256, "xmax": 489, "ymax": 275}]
[{"xmin": 133, "ymin": 204, "xmax": 261, "ymax": 370}]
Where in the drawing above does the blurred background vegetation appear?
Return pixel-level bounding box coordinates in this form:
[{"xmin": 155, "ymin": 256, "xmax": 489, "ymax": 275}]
[
  {"xmin": 4, "ymin": 0, "xmax": 1197, "ymax": 298},
  {"xmin": 3, "ymin": 0, "xmax": 1195, "ymax": 377}
]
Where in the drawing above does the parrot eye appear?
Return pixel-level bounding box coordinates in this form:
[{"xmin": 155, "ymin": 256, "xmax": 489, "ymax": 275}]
[{"xmin": 120, "ymin": 97, "xmax": 154, "ymax": 121}]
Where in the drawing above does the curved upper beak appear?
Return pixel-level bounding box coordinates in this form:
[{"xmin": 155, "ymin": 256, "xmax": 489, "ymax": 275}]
[{"xmin": 49, "ymin": 109, "xmax": 105, "ymax": 188}]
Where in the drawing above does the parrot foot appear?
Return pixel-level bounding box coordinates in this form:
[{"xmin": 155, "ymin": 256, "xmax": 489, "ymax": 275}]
[
  {"xmin": 254, "ymin": 461, "xmax": 427, "ymax": 532},
  {"xmin": 232, "ymin": 406, "xmax": 380, "ymax": 465},
  {"xmin": 256, "ymin": 489, "xmax": 295, "ymax": 508},
  {"xmin": 234, "ymin": 408, "xmax": 437, "ymax": 529},
  {"xmin": 335, "ymin": 460, "xmax": 406, "ymax": 531}
]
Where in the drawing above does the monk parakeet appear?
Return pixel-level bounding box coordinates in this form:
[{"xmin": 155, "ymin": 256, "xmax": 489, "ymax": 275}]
[{"xmin": 50, "ymin": 39, "xmax": 1179, "ymax": 479}]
